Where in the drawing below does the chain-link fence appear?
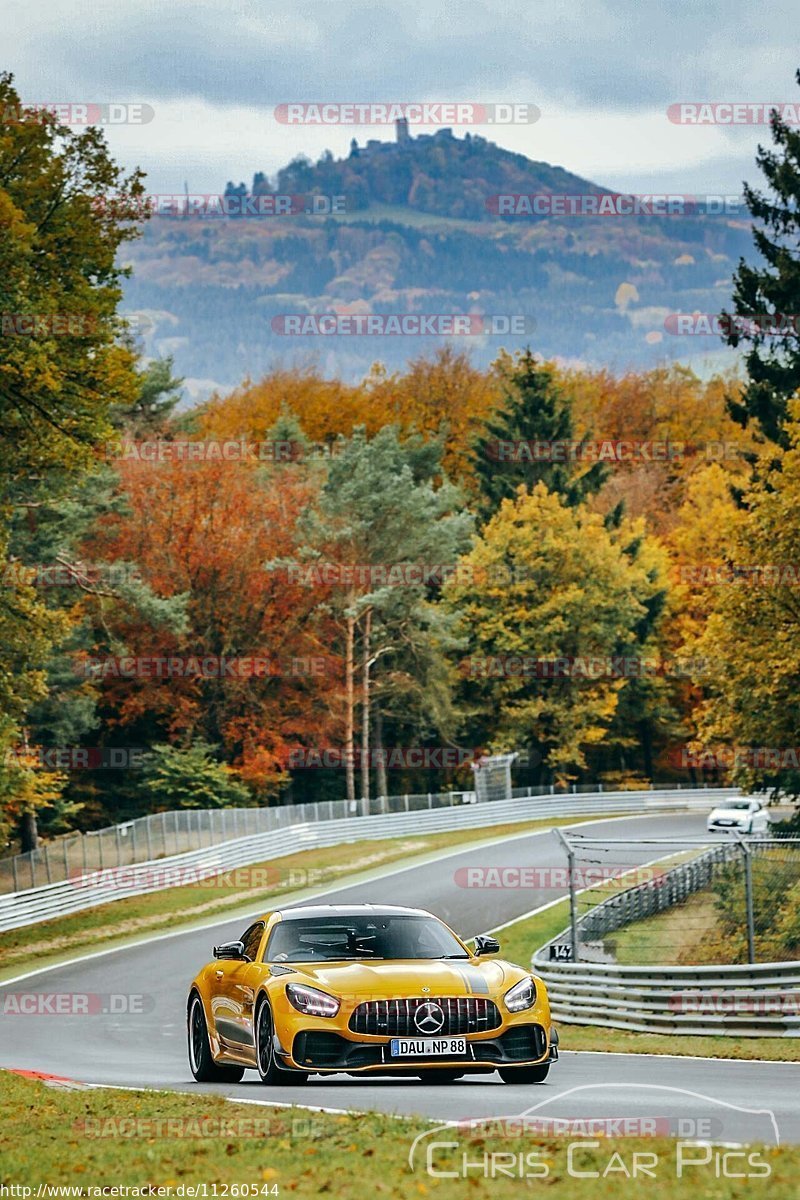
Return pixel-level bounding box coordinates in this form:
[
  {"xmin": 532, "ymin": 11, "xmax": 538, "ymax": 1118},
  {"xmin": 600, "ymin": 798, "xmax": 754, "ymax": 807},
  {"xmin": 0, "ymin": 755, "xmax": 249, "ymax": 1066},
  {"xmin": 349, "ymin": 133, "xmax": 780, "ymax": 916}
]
[{"xmin": 548, "ymin": 832, "xmax": 800, "ymax": 966}]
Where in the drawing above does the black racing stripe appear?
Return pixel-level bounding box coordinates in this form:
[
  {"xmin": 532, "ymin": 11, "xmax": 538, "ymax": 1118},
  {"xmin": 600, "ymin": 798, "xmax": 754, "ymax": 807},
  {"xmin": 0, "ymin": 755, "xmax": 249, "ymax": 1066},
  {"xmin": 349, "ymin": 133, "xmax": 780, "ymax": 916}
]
[{"xmin": 454, "ymin": 965, "xmax": 490, "ymax": 994}]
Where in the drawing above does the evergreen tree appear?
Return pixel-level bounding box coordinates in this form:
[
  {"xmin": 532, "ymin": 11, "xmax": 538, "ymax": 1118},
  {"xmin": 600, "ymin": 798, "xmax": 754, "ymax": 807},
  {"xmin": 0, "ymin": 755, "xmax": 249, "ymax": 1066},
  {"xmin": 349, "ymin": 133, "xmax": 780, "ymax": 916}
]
[
  {"xmin": 723, "ymin": 69, "xmax": 800, "ymax": 445},
  {"xmin": 111, "ymin": 357, "xmax": 184, "ymax": 435},
  {"xmin": 472, "ymin": 350, "xmax": 608, "ymax": 519}
]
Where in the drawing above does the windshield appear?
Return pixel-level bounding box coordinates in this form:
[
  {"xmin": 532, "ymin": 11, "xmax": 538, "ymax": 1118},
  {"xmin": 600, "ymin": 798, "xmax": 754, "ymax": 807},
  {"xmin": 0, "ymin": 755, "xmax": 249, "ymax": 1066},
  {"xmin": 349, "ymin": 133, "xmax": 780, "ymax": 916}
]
[
  {"xmin": 265, "ymin": 914, "xmax": 470, "ymax": 962},
  {"xmin": 722, "ymin": 801, "xmax": 753, "ymax": 810}
]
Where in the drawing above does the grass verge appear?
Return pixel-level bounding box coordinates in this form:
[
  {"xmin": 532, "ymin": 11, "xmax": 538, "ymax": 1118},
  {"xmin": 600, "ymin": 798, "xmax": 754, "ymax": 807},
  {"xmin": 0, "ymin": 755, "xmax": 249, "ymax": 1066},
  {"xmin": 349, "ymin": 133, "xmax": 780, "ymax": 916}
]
[
  {"xmin": 0, "ymin": 812, "xmax": 628, "ymax": 979},
  {"xmin": 0, "ymin": 1071, "xmax": 795, "ymax": 1196}
]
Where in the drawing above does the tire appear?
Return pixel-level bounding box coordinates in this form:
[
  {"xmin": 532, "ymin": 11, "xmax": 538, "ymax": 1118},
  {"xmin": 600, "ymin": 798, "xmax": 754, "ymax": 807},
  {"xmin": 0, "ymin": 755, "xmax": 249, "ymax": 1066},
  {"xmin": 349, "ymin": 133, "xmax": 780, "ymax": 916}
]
[
  {"xmin": 188, "ymin": 994, "xmax": 245, "ymax": 1083},
  {"xmin": 498, "ymin": 1063, "xmax": 550, "ymax": 1084},
  {"xmin": 419, "ymin": 1071, "xmax": 464, "ymax": 1083},
  {"xmin": 255, "ymin": 997, "xmax": 309, "ymax": 1086}
]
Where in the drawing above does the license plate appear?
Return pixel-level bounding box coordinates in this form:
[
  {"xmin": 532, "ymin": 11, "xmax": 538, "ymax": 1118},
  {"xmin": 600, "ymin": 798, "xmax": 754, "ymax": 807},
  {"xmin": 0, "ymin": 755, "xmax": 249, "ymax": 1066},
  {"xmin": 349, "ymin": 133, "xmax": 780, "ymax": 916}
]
[{"xmin": 389, "ymin": 1037, "xmax": 467, "ymax": 1057}]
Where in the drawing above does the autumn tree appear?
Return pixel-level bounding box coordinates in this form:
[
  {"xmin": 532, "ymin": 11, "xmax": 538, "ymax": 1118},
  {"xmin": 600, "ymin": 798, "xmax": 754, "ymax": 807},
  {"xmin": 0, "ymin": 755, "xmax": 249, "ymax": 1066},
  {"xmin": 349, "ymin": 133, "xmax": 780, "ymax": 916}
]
[
  {"xmin": 443, "ymin": 483, "xmax": 668, "ymax": 784},
  {"xmin": 694, "ymin": 398, "xmax": 800, "ymax": 798},
  {"xmin": 0, "ymin": 73, "xmax": 145, "ymax": 848}
]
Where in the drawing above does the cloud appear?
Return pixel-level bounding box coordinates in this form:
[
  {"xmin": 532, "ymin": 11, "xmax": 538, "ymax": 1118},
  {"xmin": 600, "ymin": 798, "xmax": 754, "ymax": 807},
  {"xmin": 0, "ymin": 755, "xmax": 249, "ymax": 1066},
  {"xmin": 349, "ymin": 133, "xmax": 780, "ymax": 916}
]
[{"xmin": 4, "ymin": 0, "xmax": 796, "ymax": 195}]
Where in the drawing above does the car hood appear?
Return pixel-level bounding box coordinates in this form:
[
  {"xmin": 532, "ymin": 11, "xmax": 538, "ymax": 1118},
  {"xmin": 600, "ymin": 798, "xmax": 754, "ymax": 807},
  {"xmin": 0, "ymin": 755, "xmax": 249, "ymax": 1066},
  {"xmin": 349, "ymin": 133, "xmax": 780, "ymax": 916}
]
[
  {"xmin": 281, "ymin": 957, "xmax": 517, "ymax": 997},
  {"xmin": 709, "ymin": 807, "xmax": 750, "ymax": 820}
]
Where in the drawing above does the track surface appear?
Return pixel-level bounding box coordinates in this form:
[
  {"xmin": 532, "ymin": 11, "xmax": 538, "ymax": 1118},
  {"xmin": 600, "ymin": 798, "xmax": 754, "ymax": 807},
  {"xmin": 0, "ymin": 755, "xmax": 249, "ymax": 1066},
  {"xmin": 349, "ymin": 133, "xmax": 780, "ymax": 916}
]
[{"xmin": 1, "ymin": 812, "xmax": 797, "ymax": 1144}]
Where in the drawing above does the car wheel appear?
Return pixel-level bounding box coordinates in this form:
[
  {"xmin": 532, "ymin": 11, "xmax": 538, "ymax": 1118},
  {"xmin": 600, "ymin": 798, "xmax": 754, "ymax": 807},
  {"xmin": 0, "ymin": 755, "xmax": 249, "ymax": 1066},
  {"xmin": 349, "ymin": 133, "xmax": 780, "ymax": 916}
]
[
  {"xmin": 498, "ymin": 1064, "xmax": 550, "ymax": 1084},
  {"xmin": 419, "ymin": 1071, "xmax": 464, "ymax": 1083},
  {"xmin": 188, "ymin": 994, "xmax": 244, "ymax": 1083},
  {"xmin": 255, "ymin": 997, "xmax": 309, "ymax": 1086}
]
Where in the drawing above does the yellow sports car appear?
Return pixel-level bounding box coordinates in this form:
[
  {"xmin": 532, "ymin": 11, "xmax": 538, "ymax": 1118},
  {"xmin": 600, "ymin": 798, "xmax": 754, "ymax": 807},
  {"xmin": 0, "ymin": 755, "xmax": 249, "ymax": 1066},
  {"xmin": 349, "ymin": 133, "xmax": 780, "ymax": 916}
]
[{"xmin": 187, "ymin": 903, "xmax": 558, "ymax": 1085}]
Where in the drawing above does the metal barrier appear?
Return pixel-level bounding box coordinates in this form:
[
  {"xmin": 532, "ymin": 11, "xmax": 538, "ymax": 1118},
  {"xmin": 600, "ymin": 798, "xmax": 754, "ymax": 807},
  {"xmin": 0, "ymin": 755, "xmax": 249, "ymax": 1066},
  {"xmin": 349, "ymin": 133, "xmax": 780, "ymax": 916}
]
[
  {"xmin": 0, "ymin": 780, "xmax": 712, "ymax": 895},
  {"xmin": 532, "ymin": 957, "xmax": 800, "ymax": 1036},
  {"xmin": 0, "ymin": 787, "xmax": 733, "ymax": 932}
]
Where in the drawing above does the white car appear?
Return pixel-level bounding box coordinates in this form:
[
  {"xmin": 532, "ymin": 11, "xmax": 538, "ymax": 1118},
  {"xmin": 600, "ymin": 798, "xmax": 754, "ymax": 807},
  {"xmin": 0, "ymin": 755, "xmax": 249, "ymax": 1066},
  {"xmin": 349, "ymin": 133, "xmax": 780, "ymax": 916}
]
[{"xmin": 707, "ymin": 798, "xmax": 769, "ymax": 834}]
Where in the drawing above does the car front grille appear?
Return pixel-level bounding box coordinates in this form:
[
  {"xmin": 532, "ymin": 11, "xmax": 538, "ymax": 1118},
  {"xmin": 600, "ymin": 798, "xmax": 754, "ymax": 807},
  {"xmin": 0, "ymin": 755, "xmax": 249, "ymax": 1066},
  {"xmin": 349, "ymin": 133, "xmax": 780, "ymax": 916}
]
[{"xmin": 348, "ymin": 996, "xmax": 501, "ymax": 1036}]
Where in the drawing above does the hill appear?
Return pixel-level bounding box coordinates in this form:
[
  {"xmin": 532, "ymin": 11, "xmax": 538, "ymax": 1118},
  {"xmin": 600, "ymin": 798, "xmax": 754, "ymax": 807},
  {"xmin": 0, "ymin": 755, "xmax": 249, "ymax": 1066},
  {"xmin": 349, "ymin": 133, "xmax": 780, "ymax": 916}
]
[{"xmin": 121, "ymin": 127, "xmax": 752, "ymax": 397}]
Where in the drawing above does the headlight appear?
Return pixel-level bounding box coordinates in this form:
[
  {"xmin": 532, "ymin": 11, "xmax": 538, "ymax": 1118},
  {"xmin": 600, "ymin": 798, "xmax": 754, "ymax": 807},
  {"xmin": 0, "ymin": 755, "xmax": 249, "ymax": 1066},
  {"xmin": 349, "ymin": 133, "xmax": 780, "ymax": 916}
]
[
  {"xmin": 286, "ymin": 983, "xmax": 340, "ymax": 1017},
  {"xmin": 504, "ymin": 977, "xmax": 537, "ymax": 1012}
]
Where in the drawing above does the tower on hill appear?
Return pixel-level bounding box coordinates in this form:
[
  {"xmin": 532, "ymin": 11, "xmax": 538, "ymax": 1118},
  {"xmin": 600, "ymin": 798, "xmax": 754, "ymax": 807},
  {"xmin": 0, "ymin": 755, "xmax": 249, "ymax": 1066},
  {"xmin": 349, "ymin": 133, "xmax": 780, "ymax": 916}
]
[{"xmin": 396, "ymin": 117, "xmax": 410, "ymax": 143}]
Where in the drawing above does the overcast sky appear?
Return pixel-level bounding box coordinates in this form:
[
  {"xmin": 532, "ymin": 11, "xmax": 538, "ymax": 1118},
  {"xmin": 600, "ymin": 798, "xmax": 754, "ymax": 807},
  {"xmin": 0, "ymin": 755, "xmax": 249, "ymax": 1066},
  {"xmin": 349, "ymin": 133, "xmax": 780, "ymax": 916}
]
[{"xmin": 3, "ymin": 0, "xmax": 797, "ymax": 196}]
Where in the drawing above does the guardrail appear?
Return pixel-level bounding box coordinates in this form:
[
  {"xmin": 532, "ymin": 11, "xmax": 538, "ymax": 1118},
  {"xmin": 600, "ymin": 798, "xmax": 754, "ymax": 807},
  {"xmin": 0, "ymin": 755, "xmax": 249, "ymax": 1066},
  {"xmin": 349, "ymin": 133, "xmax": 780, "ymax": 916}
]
[
  {"xmin": 0, "ymin": 786, "xmax": 734, "ymax": 932},
  {"xmin": 0, "ymin": 780, "xmax": 705, "ymax": 895},
  {"xmin": 532, "ymin": 957, "xmax": 800, "ymax": 1036}
]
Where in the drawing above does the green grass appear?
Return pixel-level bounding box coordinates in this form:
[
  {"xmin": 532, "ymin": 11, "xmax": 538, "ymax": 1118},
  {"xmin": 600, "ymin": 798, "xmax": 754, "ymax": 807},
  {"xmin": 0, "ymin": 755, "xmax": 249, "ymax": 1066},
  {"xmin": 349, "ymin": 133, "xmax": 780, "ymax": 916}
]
[
  {"xmin": 607, "ymin": 891, "xmax": 720, "ymax": 965},
  {"xmin": 0, "ymin": 812, "xmax": 629, "ymax": 980},
  {"xmin": 1, "ymin": 1071, "xmax": 795, "ymax": 1196},
  {"xmin": 493, "ymin": 900, "xmax": 800, "ymax": 1061}
]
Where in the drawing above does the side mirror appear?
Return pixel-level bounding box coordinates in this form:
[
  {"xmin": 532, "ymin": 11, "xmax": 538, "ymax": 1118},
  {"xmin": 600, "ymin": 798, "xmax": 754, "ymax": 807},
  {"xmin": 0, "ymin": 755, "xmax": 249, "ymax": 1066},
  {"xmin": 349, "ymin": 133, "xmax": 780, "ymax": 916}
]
[
  {"xmin": 474, "ymin": 934, "xmax": 500, "ymax": 956},
  {"xmin": 213, "ymin": 940, "xmax": 246, "ymax": 960}
]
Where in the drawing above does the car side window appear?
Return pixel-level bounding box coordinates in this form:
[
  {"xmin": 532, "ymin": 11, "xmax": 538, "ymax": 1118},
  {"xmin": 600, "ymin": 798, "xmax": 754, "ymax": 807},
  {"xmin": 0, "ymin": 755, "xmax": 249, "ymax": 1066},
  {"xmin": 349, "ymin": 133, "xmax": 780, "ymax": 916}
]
[{"xmin": 240, "ymin": 922, "xmax": 265, "ymax": 962}]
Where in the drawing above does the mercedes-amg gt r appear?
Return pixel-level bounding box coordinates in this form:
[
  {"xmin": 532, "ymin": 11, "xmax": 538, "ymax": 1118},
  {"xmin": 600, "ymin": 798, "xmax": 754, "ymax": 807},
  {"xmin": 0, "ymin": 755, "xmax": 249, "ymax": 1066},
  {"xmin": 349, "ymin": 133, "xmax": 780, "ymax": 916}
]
[{"xmin": 187, "ymin": 903, "xmax": 558, "ymax": 1085}]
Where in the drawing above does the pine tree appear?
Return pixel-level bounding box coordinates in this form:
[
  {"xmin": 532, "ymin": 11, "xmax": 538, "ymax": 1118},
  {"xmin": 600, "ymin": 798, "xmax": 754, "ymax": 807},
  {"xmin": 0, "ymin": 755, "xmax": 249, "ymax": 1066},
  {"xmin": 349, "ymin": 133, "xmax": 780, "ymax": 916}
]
[
  {"xmin": 723, "ymin": 69, "xmax": 800, "ymax": 445},
  {"xmin": 472, "ymin": 350, "xmax": 608, "ymax": 519}
]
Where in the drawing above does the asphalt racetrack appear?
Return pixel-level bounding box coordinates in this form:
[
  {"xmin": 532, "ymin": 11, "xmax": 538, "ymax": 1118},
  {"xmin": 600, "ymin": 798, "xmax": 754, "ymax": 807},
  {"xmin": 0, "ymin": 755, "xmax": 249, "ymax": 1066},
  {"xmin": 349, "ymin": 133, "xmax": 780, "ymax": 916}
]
[{"xmin": 1, "ymin": 812, "xmax": 797, "ymax": 1144}]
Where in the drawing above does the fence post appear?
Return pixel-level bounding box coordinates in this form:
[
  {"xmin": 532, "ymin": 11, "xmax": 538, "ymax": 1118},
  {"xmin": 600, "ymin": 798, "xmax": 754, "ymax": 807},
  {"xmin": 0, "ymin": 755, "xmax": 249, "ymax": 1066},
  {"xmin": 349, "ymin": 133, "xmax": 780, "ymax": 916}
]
[
  {"xmin": 63, "ymin": 838, "xmax": 69, "ymax": 881},
  {"xmin": 12, "ymin": 855, "xmax": 18, "ymax": 892},
  {"xmin": 146, "ymin": 815, "xmax": 153, "ymax": 861},
  {"xmin": 115, "ymin": 825, "xmax": 122, "ymax": 867},
  {"xmin": 427, "ymin": 792, "xmax": 432, "ymax": 809},
  {"xmin": 404, "ymin": 794, "xmax": 409, "ymax": 812},
  {"xmin": 554, "ymin": 828, "xmax": 579, "ymax": 962},
  {"xmin": 735, "ymin": 833, "xmax": 756, "ymax": 965},
  {"xmin": 44, "ymin": 843, "xmax": 52, "ymax": 884}
]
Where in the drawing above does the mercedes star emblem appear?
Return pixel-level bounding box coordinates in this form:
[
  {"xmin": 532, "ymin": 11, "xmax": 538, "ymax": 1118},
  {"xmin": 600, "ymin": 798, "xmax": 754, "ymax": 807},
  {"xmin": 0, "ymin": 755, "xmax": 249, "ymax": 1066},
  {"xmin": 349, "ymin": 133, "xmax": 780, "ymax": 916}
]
[{"xmin": 414, "ymin": 1001, "xmax": 445, "ymax": 1034}]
